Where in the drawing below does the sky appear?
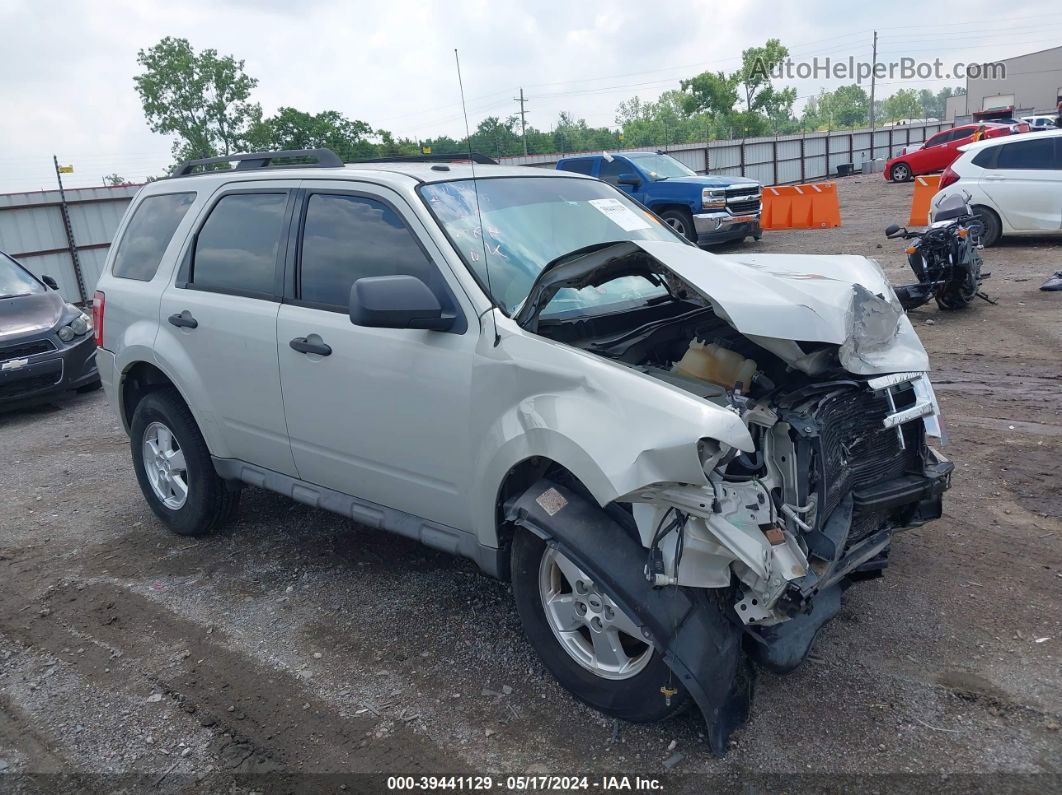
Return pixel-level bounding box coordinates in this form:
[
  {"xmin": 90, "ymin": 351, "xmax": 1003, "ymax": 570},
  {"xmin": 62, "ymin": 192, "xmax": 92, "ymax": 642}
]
[{"xmin": 1, "ymin": 0, "xmax": 1060, "ymax": 193}]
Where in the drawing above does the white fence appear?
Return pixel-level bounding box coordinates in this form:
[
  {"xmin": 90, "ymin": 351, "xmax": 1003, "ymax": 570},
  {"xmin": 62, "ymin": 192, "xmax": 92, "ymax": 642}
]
[{"xmin": 499, "ymin": 121, "xmax": 948, "ymax": 184}]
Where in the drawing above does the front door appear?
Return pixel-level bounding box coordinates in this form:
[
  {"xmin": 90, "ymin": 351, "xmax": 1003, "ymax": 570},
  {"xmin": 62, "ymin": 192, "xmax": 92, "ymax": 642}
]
[
  {"xmin": 276, "ymin": 183, "xmax": 478, "ymax": 528},
  {"xmin": 156, "ymin": 183, "xmax": 298, "ymax": 476},
  {"xmin": 596, "ymin": 156, "xmax": 644, "ymax": 202}
]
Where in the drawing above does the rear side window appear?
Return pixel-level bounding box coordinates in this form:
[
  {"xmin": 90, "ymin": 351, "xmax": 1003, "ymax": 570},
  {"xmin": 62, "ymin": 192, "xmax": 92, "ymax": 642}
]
[
  {"xmin": 298, "ymin": 193, "xmax": 433, "ymax": 309},
  {"xmin": 111, "ymin": 192, "xmax": 196, "ymax": 280},
  {"xmin": 558, "ymin": 160, "xmax": 594, "ymax": 175},
  {"xmin": 972, "ymin": 147, "xmax": 998, "ymax": 169},
  {"xmin": 995, "ymin": 138, "xmax": 1056, "ymax": 170},
  {"xmin": 191, "ymin": 193, "xmax": 287, "ymax": 296}
]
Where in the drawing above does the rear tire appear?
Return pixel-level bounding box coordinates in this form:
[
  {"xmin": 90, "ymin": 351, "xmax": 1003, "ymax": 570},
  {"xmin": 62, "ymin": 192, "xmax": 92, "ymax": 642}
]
[
  {"xmin": 510, "ymin": 528, "xmax": 689, "ymax": 723},
  {"xmin": 890, "ymin": 162, "xmax": 912, "ymax": 182},
  {"xmin": 130, "ymin": 389, "xmax": 239, "ymax": 537},
  {"xmin": 658, "ymin": 208, "xmax": 697, "ymax": 244},
  {"xmin": 972, "ymin": 205, "xmax": 1001, "ymax": 247}
]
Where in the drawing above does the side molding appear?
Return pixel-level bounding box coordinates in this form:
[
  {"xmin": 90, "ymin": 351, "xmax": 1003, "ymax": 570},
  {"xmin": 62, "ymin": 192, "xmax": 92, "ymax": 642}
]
[{"xmin": 211, "ymin": 457, "xmax": 504, "ymax": 578}]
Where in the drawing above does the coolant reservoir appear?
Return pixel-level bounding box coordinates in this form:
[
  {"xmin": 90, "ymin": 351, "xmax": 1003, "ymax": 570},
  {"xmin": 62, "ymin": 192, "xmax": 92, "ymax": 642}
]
[{"xmin": 672, "ymin": 340, "xmax": 758, "ymax": 391}]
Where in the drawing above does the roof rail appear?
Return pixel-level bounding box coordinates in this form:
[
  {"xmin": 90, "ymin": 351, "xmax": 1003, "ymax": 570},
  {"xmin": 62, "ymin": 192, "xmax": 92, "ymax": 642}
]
[
  {"xmin": 173, "ymin": 148, "xmax": 344, "ymax": 177},
  {"xmin": 347, "ymin": 152, "xmax": 499, "ymax": 166}
]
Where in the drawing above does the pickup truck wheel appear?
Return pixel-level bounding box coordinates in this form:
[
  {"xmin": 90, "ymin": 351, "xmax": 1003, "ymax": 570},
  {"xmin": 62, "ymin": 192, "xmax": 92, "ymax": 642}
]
[
  {"xmin": 130, "ymin": 389, "xmax": 239, "ymax": 537},
  {"xmin": 658, "ymin": 209, "xmax": 697, "ymax": 243},
  {"xmin": 511, "ymin": 528, "xmax": 689, "ymax": 723},
  {"xmin": 889, "ymin": 162, "xmax": 912, "ymax": 182}
]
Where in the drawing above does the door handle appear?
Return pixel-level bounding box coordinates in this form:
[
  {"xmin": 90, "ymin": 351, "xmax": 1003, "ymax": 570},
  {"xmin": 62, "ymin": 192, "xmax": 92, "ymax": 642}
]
[
  {"xmin": 168, "ymin": 310, "xmax": 198, "ymax": 329},
  {"xmin": 289, "ymin": 336, "xmax": 332, "ymax": 356}
]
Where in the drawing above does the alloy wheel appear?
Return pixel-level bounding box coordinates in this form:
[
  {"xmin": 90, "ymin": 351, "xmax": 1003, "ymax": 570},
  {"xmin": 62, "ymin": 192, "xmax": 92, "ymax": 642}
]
[
  {"xmin": 537, "ymin": 545, "xmax": 653, "ymax": 680},
  {"xmin": 665, "ymin": 217, "xmax": 688, "ymax": 237},
  {"xmin": 142, "ymin": 421, "xmax": 189, "ymax": 509}
]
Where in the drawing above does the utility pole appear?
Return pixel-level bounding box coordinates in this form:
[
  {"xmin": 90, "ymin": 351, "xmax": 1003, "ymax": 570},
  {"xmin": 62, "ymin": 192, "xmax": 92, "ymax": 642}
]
[
  {"xmin": 868, "ymin": 30, "xmax": 878, "ymax": 160},
  {"xmin": 514, "ymin": 88, "xmax": 529, "ymax": 156},
  {"xmin": 53, "ymin": 155, "xmax": 87, "ymax": 304}
]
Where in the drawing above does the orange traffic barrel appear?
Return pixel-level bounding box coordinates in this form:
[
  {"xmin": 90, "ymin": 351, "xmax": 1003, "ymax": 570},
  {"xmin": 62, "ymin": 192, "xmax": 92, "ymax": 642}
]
[{"xmin": 908, "ymin": 175, "xmax": 942, "ymax": 226}]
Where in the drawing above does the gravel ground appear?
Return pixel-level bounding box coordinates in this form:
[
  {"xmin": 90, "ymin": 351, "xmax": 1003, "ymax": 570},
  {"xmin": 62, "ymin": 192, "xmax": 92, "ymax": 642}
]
[{"xmin": 0, "ymin": 174, "xmax": 1060, "ymax": 793}]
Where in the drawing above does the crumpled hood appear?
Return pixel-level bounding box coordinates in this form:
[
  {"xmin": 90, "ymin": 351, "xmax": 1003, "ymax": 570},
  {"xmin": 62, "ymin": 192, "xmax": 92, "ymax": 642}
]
[
  {"xmin": 0, "ymin": 290, "xmax": 65, "ymax": 343},
  {"xmin": 634, "ymin": 241, "xmax": 930, "ymax": 375}
]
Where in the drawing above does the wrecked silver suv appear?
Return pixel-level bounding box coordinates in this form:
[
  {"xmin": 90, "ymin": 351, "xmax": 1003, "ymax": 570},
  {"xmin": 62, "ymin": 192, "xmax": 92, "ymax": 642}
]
[{"xmin": 97, "ymin": 151, "xmax": 951, "ymax": 753}]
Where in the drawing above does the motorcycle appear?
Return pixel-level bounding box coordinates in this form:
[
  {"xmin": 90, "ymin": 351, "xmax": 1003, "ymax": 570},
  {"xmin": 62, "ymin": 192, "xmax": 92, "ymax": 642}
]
[{"xmin": 884, "ymin": 193, "xmax": 991, "ymax": 311}]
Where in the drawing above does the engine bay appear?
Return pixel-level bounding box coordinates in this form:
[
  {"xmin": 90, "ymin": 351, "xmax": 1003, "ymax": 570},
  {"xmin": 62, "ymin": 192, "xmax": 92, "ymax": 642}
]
[{"xmin": 534, "ymin": 291, "xmax": 950, "ymax": 634}]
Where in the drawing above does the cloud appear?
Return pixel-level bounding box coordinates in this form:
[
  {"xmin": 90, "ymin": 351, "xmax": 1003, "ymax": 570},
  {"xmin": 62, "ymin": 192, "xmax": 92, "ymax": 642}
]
[{"xmin": 0, "ymin": 0, "xmax": 1058, "ymax": 191}]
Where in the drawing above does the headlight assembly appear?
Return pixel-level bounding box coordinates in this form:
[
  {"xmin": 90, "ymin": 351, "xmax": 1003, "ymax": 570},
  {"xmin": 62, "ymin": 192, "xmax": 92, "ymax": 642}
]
[
  {"xmin": 702, "ymin": 188, "xmax": 726, "ymax": 210},
  {"xmin": 57, "ymin": 310, "xmax": 92, "ymax": 342}
]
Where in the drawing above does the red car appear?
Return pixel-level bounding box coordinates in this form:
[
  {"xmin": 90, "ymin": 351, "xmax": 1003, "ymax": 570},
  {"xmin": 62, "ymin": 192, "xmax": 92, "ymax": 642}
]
[{"xmin": 884, "ymin": 123, "xmax": 1012, "ymax": 182}]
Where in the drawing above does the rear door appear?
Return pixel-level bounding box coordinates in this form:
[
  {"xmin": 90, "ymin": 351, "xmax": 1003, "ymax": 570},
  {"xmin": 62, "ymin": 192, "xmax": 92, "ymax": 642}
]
[
  {"xmin": 275, "ymin": 182, "xmax": 478, "ymax": 528},
  {"xmin": 156, "ymin": 181, "xmax": 299, "ymax": 476},
  {"xmin": 979, "ymin": 137, "xmax": 1062, "ymax": 232}
]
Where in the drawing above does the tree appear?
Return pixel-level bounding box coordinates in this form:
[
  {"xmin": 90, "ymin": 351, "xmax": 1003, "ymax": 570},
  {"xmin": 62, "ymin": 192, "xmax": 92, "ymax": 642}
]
[
  {"xmin": 245, "ymin": 107, "xmax": 378, "ymax": 161},
  {"xmin": 102, "ymin": 173, "xmax": 127, "ymax": 186},
  {"xmin": 134, "ymin": 37, "xmax": 261, "ymax": 161},
  {"xmin": 679, "ymin": 71, "xmax": 738, "ymax": 117},
  {"xmin": 678, "ymin": 39, "xmax": 798, "ymax": 137},
  {"xmin": 917, "ymin": 86, "xmax": 965, "ymax": 120},
  {"xmin": 735, "ymin": 39, "xmax": 797, "ymax": 121},
  {"xmin": 883, "ymin": 89, "xmax": 922, "ymax": 122},
  {"xmin": 804, "ymin": 84, "xmax": 869, "ymax": 129}
]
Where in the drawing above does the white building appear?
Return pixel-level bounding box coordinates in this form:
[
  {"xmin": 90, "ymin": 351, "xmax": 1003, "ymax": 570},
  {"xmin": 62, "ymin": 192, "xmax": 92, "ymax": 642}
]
[{"xmin": 945, "ymin": 45, "xmax": 1062, "ymax": 121}]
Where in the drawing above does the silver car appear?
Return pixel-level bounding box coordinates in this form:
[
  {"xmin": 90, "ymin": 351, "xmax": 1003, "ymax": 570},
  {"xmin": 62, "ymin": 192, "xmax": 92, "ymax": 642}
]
[{"xmin": 95, "ymin": 149, "xmax": 952, "ymax": 752}]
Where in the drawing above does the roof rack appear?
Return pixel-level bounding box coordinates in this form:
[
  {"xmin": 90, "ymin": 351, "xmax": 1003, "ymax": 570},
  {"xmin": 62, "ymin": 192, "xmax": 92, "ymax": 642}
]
[
  {"xmin": 173, "ymin": 148, "xmax": 344, "ymax": 177},
  {"xmin": 347, "ymin": 152, "xmax": 499, "ymax": 166}
]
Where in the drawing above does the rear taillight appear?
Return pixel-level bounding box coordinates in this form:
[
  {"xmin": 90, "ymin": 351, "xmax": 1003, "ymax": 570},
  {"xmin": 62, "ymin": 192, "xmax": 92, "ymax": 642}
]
[
  {"xmin": 92, "ymin": 290, "xmax": 105, "ymax": 348},
  {"xmin": 939, "ymin": 166, "xmax": 960, "ymax": 189}
]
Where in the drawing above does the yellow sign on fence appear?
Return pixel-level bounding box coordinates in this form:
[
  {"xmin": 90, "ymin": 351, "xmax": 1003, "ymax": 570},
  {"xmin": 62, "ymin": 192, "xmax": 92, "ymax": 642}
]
[{"xmin": 58, "ymin": 165, "xmax": 74, "ymax": 173}]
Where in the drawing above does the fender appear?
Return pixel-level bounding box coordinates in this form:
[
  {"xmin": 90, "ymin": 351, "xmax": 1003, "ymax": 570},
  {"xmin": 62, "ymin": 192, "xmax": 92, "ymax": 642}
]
[{"xmin": 506, "ymin": 478, "xmax": 753, "ymax": 755}]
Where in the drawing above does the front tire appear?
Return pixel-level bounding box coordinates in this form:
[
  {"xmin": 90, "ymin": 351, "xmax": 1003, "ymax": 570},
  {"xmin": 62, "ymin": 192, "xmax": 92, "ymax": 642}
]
[
  {"xmin": 510, "ymin": 528, "xmax": 689, "ymax": 723},
  {"xmin": 130, "ymin": 389, "xmax": 238, "ymax": 537},
  {"xmin": 659, "ymin": 208, "xmax": 697, "ymax": 243}
]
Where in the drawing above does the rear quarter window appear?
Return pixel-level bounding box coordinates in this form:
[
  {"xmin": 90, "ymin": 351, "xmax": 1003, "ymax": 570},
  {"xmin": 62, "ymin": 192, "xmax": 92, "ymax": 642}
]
[
  {"xmin": 558, "ymin": 159, "xmax": 595, "ymax": 175},
  {"xmin": 111, "ymin": 192, "xmax": 196, "ymax": 280},
  {"xmin": 995, "ymin": 138, "xmax": 1056, "ymax": 170}
]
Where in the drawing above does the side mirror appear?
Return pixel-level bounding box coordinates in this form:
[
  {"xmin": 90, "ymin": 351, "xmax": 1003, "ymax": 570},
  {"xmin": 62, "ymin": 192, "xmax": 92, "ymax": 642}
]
[
  {"xmin": 41, "ymin": 275, "xmax": 59, "ymax": 290},
  {"xmin": 885, "ymin": 224, "xmax": 904, "ymax": 238},
  {"xmin": 349, "ymin": 275, "xmax": 454, "ymax": 332},
  {"xmin": 617, "ymin": 173, "xmax": 641, "ymax": 187}
]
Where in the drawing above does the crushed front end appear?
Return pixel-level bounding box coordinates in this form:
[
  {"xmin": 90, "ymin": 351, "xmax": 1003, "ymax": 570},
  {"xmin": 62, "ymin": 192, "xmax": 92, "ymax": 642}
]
[{"xmin": 510, "ymin": 240, "xmax": 953, "ymax": 749}]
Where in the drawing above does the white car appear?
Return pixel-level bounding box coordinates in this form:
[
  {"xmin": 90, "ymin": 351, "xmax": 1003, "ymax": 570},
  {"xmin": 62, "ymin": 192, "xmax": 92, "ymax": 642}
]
[
  {"xmin": 95, "ymin": 148, "xmax": 951, "ymax": 751},
  {"xmin": 1022, "ymin": 115, "xmax": 1059, "ymax": 132},
  {"xmin": 933, "ymin": 128, "xmax": 1062, "ymax": 246}
]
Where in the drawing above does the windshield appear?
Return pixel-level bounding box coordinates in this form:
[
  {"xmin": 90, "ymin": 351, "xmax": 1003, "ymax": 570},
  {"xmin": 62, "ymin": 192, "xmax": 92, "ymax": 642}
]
[
  {"xmin": 420, "ymin": 176, "xmax": 678, "ymax": 316},
  {"xmin": 625, "ymin": 153, "xmax": 695, "ymax": 180},
  {"xmin": 0, "ymin": 253, "xmax": 45, "ymax": 299}
]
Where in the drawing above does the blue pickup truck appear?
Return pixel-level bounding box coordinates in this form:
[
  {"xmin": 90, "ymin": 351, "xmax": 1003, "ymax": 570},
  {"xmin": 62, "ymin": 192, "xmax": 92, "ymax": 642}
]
[{"xmin": 556, "ymin": 151, "xmax": 762, "ymax": 246}]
